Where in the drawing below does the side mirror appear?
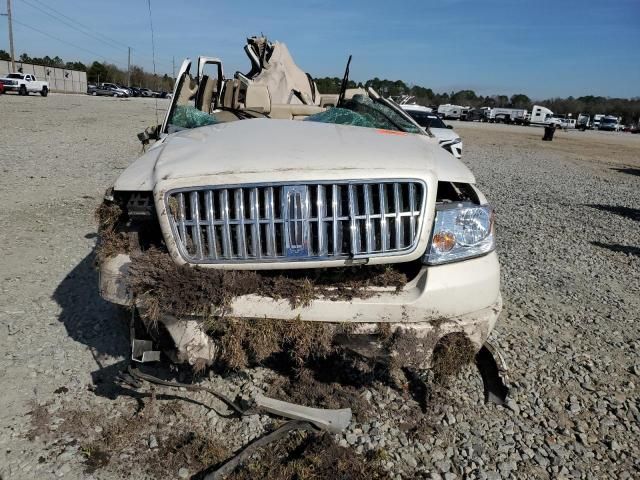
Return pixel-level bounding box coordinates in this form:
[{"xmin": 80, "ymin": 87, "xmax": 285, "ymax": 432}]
[{"xmin": 447, "ymin": 125, "xmax": 453, "ymax": 129}]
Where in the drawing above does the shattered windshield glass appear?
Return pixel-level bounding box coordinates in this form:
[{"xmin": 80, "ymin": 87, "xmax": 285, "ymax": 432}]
[
  {"xmin": 169, "ymin": 105, "xmax": 219, "ymax": 130},
  {"xmin": 305, "ymin": 95, "xmax": 421, "ymax": 134}
]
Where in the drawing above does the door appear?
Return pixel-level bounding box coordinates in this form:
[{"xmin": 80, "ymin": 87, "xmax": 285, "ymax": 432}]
[
  {"xmin": 195, "ymin": 57, "xmax": 224, "ymax": 113},
  {"xmin": 161, "ymin": 59, "xmax": 192, "ymax": 133}
]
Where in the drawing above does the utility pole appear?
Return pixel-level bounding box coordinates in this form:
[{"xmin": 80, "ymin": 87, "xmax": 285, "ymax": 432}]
[
  {"xmin": 7, "ymin": 0, "xmax": 15, "ymax": 72},
  {"xmin": 127, "ymin": 46, "xmax": 131, "ymax": 87}
]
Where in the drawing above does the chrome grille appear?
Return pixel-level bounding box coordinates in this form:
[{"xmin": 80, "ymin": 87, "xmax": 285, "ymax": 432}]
[{"xmin": 165, "ymin": 180, "xmax": 426, "ymax": 264}]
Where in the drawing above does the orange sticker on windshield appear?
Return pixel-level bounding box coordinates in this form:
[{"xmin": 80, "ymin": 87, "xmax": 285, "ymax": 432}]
[{"xmin": 376, "ymin": 129, "xmax": 407, "ymax": 136}]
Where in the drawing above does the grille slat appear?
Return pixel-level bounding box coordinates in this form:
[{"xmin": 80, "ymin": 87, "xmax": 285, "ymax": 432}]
[
  {"xmin": 393, "ymin": 183, "xmax": 402, "ymax": 250},
  {"xmin": 363, "ymin": 184, "xmax": 375, "ymax": 253},
  {"xmin": 332, "ymin": 185, "xmax": 340, "ymax": 256},
  {"xmin": 409, "ymin": 183, "xmax": 417, "ymax": 242},
  {"xmin": 166, "ymin": 180, "xmax": 425, "ymax": 264},
  {"xmin": 204, "ymin": 190, "xmax": 218, "ymax": 259},
  {"xmin": 265, "ymin": 187, "xmax": 277, "ymax": 257},
  {"xmin": 219, "ymin": 190, "xmax": 232, "ymax": 258},
  {"xmin": 234, "ymin": 188, "xmax": 247, "ymax": 258},
  {"xmin": 348, "ymin": 184, "xmax": 360, "ymax": 255},
  {"xmin": 249, "ymin": 187, "xmax": 261, "ymax": 259},
  {"xmin": 317, "ymin": 185, "xmax": 327, "ymax": 257},
  {"xmin": 379, "ymin": 184, "xmax": 389, "ymax": 252},
  {"xmin": 190, "ymin": 191, "xmax": 204, "ymax": 259}
]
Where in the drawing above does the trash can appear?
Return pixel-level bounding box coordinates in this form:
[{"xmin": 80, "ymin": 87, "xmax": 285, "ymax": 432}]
[{"xmin": 542, "ymin": 125, "xmax": 556, "ymax": 141}]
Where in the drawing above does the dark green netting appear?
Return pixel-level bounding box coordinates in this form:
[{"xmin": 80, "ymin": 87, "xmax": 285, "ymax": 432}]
[
  {"xmin": 305, "ymin": 95, "xmax": 420, "ymax": 134},
  {"xmin": 170, "ymin": 105, "xmax": 219, "ymax": 129}
]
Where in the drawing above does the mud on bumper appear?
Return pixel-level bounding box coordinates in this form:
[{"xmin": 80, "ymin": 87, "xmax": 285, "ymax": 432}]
[{"xmin": 99, "ymin": 252, "xmax": 502, "ymax": 369}]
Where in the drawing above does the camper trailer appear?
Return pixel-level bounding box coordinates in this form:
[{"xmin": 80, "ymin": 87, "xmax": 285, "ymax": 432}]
[
  {"xmin": 437, "ymin": 104, "xmax": 467, "ymax": 120},
  {"xmin": 592, "ymin": 114, "xmax": 605, "ymax": 129},
  {"xmin": 488, "ymin": 107, "xmax": 528, "ymax": 124}
]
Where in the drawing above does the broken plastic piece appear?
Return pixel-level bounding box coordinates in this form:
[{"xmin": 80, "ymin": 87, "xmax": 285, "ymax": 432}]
[
  {"xmin": 131, "ymin": 339, "xmax": 161, "ymax": 363},
  {"xmin": 204, "ymin": 420, "xmax": 315, "ymax": 480},
  {"xmin": 255, "ymin": 393, "xmax": 351, "ymax": 433},
  {"xmin": 475, "ymin": 342, "xmax": 509, "ymax": 405}
]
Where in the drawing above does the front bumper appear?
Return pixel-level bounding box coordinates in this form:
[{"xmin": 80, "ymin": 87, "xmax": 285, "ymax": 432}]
[{"xmin": 100, "ymin": 251, "xmax": 501, "ymax": 366}]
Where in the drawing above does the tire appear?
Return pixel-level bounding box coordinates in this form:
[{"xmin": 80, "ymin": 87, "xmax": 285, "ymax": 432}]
[
  {"xmin": 19, "ymin": 85, "xmax": 27, "ymax": 96},
  {"xmin": 40, "ymin": 86, "xmax": 48, "ymax": 97},
  {"xmin": 112, "ymin": 93, "xmax": 116, "ymax": 97}
]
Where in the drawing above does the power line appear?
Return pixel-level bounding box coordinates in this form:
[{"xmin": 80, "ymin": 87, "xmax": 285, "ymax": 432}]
[
  {"xmin": 11, "ymin": 17, "xmax": 127, "ymax": 67},
  {"xmin": 16, "ymin": 0, "xmax": 174, "ymax": 73},
  {"xmin": 147, "ymin": 0, "xmax": 159, "ymax": 125},
  {"xmin": 19, "ymin": 0, "xmax": 129, "ymax": 51}
]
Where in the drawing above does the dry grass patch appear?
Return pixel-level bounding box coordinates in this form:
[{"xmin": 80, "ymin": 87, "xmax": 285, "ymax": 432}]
[{"xmin": 94, "ymin": 200, "xmax": 129, "ymax": 262}]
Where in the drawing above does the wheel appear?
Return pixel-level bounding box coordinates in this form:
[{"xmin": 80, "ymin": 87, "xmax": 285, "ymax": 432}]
[
  {"xmin": 19, "ymin": 85, "xmax": 27, "ymax": 96},
  {"xmin": 40, "ymin": 86, "xmax": 48, "ymax": 97},
  {"xmin": 112, "ymin": 93, "xmax": 116, "ymax": 97}
]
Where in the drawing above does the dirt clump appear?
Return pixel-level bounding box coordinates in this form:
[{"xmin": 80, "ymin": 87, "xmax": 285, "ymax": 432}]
[
  {"xmin": 226, "ymin": 431, "xmax": 391, "ymax": 480},
  {"xmin": 267, "ymin": 365, "xmax": 374, "ymax": 421},
  {"xmin": 94, "ymin": 200, "xmax": 129, "ymax": 262},
  {"xmin": 26, "ymin": 401, "xmax": 52, "ymax": 441},
  {"xmin": 53, "ymin": 399, "xmax": 230, "ymax": 478},
  {"xmin": 431, "ymin": 332, "xmax": 477, "ymax": 383},
  {"xmin": 210, "ymin": 317, "xmax": 336, "ymax": 370}
]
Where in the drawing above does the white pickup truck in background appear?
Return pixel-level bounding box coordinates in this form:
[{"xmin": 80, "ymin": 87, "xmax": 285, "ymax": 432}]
[{"xmin": 0, "ymin": 73, "xmax": 49, "ymax": 96}]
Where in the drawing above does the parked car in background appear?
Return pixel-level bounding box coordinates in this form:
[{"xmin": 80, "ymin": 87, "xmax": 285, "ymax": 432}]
[
  {"xmin": 99, "ymin": 83, "xmax": 129, "ymax": 97},
  {"xmin": 0, "ymin": 72, "xmax": 49, "ymax": 96},
  {"xmin": 139, "ymin": 88, "xmax": 155, "ymax": 97},
  {"xmin": 401, "ymin": 104, "xmax": 463, "ymax": 158},
  {"xmin": 92, "ymin": 84, "xmax": 126, "ymax": 97},
  {"xmin": 598, "ymin": 116, "xmax": 621, "ymax": 131},
  {"xmin": 0, "ymin": 82, "xmax": 4, "ymax": 94},
  {"xmin": 87, "ymin": 84, "xmax": 97, "ymax": 95},
  {"xmin": 129, "ymin": 87, "xmax": 141, "ymax": 97}
]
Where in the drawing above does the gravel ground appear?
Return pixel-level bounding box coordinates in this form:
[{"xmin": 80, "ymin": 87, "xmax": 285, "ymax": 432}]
[{"xmin": 0, "ymin": 94, "xmax": 639, "ymax": 479}]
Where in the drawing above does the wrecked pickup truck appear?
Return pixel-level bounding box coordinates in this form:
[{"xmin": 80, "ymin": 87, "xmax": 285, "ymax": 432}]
[{"xmin": 97, "ymin": 37, "xmax": 502, "ymax": 377}]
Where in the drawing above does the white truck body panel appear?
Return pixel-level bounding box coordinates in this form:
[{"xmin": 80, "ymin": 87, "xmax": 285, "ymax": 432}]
[
  {"xmin": 0, "ymin": 73, "xmax": 49, "ymax": 94},
  {"xmin": 530, "ymin": 105, "xmax": 556, "ymax": 126},
  {"xmin": 115, "ymin": 117, "xmax": 475, "ymax": 192}
]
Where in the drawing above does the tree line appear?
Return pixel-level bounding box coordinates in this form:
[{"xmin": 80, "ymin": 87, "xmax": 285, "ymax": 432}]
[
  {"xmin": 315, "ymin": 76, "xmax": 640, "ymax": 124},
  {"xmin": 1, "ymin": 50, "xmax": 637, "ymax": 123},
  {"xmin": 0, "ymin": 50, "xmax": 174, "ymax": 91}
]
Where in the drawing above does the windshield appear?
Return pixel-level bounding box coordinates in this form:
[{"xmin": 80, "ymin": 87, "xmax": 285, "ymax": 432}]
[
  {"xmin": 305, "ymin": 94, "xmax": 421, "ymax": 134},
  {"xmin": 601, "ymin": 118, "xmax": 616, "ymax": 124},
  {"xmin": 6, "ymin": 73, "xmax": 22, "ymax": 79},
  {"xmin": 405, "ymin": 110, "xmax": 447, "ymax": 129}
]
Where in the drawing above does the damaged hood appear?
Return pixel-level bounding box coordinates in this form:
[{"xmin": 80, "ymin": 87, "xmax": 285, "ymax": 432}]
[{"xmin": 114, "ymin": 119, "xmax": 475, "ymax": 191}]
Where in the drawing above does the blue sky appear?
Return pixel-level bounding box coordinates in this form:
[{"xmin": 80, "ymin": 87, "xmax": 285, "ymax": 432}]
[{"xmin": 2, "ymin": 0, "xmax": 639, "ymax": 98}]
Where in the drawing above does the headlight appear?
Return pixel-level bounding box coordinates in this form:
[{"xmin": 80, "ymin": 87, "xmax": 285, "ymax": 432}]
[
  {"xmin": 451, "ymin": 137, "xmax": 462, "ymax": 144},
  {"xmin": 424, "ymin": 203, "xmax": 495, "ymax": 265}
]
